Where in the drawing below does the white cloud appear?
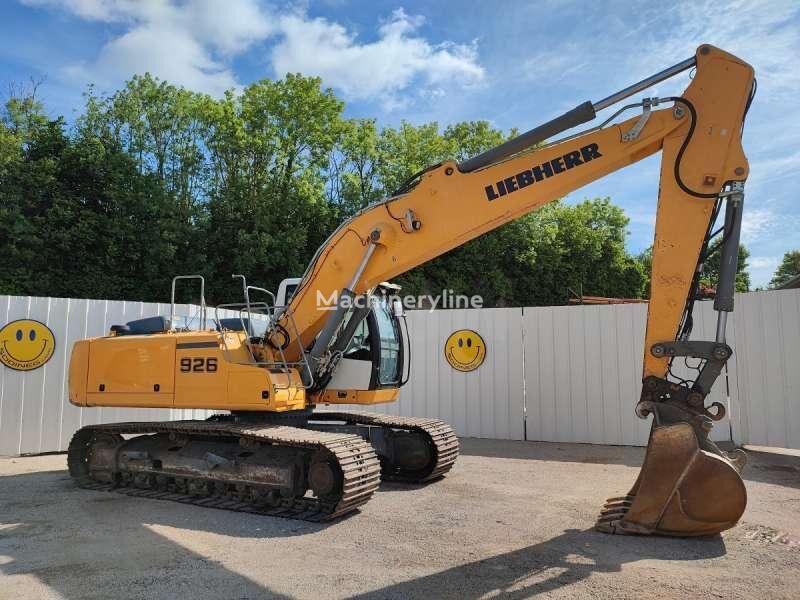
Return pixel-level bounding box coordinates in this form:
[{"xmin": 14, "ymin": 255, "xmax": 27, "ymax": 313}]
[
  {"xmin": 271, "ymin": 8, "xmax": 484, "ymax": 108},
  {"xmin": 740, "ymin": 208, "xmax": 775, "ymax": 244},
  {"xmin": 22, "ymin": 2, "xmax": 483, "ymax": 105},
  {"xmin": 187, "ymin": 0, "xmax": 273, "ymax": 55},
  {"xmin": 21, "ymin": 0, "xmax": 135, "ymax": 22},
  {"xmin": 26, "ymin": 0, "xmax": 274, "ymax": 95},
  {"xmin": 749, "ymin": 255, "xmax": 781, "ymax": 288},
  {"xmin": 750, "ymin": 256, "xmax": 781, "ymax": 270},
  {"xmin": 521, "ymin": 44, "xmax": 588, "ymax": 83},
  {"xmin": 748, "ymin": 150, "xmax": 800, "ymax": 190},
  {"xmin": 634, "ymin": 0, "xmax": 800, "ymax": 104},
  {"xmin": 64, "ymin": 21, "xmax": 240, "ymax": 96}
]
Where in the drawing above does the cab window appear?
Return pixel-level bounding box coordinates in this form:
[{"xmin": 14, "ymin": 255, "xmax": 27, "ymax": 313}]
[{"xmin": 373, "ymin": 296, "xmax": 401, "ymax": 385}]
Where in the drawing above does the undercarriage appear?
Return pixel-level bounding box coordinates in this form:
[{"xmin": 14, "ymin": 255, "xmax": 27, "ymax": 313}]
[{"xmin": 67, "ymin": 411, "xmax": 459, "ymax": 521}]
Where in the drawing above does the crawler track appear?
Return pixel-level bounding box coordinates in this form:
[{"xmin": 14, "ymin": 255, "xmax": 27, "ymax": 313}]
[
  {"xmin": 310, "ymin": 411, "xmax": 460, "ymax": 482},
  {"xmin": 68, "ymin": 420, "xmax": 381, "ymax": 522}
]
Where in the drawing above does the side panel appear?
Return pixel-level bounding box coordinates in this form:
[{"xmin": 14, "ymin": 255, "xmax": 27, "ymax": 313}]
[
  {"xmin": 316, "ymin": 388, "xmax": 398, "ymax": 405},
  {"xmin": 75, "ymin": 330, "xmax": 307, "ymax": 412},
  {"xmin": 174, "ymin": 338, "xmax": 228, "ymax": 408},
  {"xmin": 67, "ymin": 339, "xmax": 89, "ymax": 406},
  {"xmin": 326, "ymin": 358, "xmax": 373, "ymax": 391},
  {"xmin": 172, "ymin": 333, "xmax": 307, "ymax": 411},
  {"xmin": 86, "ymin": 336, "xmax": 176, "ymax": 406}
]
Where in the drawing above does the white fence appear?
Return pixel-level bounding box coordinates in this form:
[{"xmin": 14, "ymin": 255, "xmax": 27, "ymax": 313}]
[
  {"xmin": 380, "ymin": 290, "xmax": 799, "ymax": 448},
  {"xmin": 734, "ymin": 291, "xmax": 800, "ymax": 448},
  {"xmin": 1, "ymin": 290, "xmax": 798, "ymax": 455},
  {"xmin": 0, "ymin": 296, "xmax": 215, "ymax": 455},
  {"xmin": 370, "ymin": 308, "xmax": 526, "ymax": 441}
]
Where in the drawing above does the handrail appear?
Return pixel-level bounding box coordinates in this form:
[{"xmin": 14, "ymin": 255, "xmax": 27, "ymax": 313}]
[{"xmin": 170, "ymin": 275, "xmax": 206, "ymax": 330}]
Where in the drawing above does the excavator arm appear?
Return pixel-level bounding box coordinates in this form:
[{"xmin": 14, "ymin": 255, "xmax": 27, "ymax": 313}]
[{"xmin": 274, "ymin": 44, "xmax": 755, "ymax": 536}]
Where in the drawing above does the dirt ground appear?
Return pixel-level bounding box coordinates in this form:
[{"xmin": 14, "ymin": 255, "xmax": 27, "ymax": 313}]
[{"xmin": 1, "ymin": 439, "xmax": 798, "ymax": 600}]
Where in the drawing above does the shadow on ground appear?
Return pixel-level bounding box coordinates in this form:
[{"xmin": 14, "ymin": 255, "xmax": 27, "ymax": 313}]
[
  {"xmin": 0, "ymin": 469, "xmax": 323, "ymax": 599},
  {"xmin": 0, "ymin": 467, "xmax": 731, "ymax": 600},
  {"xmin": 3, "ymin": 439, "xmax": 797, "ymax": 600},
  {"xmin": 350, "ymin": 527, "xmax": 726, "ymax": 600}
]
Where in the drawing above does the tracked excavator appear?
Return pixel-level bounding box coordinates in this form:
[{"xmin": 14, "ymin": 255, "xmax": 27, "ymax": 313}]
[{"xmin": 68, "ymin": 44, "xmax": 754, "ymax": 536}]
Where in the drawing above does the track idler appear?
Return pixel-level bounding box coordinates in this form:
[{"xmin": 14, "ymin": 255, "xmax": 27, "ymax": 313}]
[{"xmin": 596, "ymin": 399, "xmax": 746, "ymax": 536}]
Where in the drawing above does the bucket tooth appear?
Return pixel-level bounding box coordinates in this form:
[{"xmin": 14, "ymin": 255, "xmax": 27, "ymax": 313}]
[{"xmin": 595, "ymin": 422, "xmax": 746, "ymax": 536}]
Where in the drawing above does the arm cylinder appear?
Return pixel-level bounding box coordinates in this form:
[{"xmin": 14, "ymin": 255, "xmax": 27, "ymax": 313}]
[{"xmin": 714, "ymin": 191, "xmax": 745, "ymax": 313}]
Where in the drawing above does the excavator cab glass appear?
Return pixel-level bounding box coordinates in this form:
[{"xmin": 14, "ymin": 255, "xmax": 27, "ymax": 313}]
[
  {"xmin": 331, "ymin": 287, "xmax": 405, "ymax": 390},
  {"xmin": 372, "ymin": 294, "xmax": 402, "ymax": 386}
]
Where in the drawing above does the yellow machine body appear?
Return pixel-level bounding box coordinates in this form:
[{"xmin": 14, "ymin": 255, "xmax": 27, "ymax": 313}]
[
  {"xmin": 69, "ymin": 331, "xmax": 397, "ymax": 410},
  {"xmin": 70, "ymin": 331, "xmax": 306, "ymax": 411}
]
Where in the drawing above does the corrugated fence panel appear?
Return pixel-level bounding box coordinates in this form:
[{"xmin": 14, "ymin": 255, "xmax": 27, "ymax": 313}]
[
  {"xmin": 523, "ymin": 303, "xmax": 651, "ymax": 445},
  {"xmin": 522, "ymin": 300, "xmax": 736, "ymax": 446},
  {"xmin": 388, "ymin": 308, "xmax": 525, "ymax": 441},
  {"xmin": 735, "ymin": 290, "xmax": 800, "ymax": 449}
]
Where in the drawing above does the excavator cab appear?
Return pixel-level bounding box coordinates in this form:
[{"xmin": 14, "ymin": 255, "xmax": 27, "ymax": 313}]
[{"xmin": 319, "ymin": 283, "xmax": 407, "ymax": 394}]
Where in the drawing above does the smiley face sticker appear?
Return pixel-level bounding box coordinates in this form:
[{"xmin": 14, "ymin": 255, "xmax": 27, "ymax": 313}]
[
  {"xmin": 444, "ymin": 329, "xmax": 486, "ymax": 372},
  {"xmin": 0, "ymin": 319, "xmax": 56, "ymax": 371}
]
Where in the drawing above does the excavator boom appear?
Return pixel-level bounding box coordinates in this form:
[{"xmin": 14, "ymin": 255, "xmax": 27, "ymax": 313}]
[{"xmin": 275, "ymin": 44, "xmax": 753, "ymax": 535}]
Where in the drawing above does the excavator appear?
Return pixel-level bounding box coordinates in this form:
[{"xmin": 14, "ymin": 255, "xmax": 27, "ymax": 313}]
[{"xmin": 68, "ymin": 44, "xmax": 754, "ymax": 536}]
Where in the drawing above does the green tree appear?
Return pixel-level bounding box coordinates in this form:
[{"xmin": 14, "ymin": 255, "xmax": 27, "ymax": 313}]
[
  {"xmin": 0, "ymin": 75, "xmax": 649, "ymax": 309},
  {"xmin": 328, "ymin": 118, "xmax": 382, "ymax": 216},
  {"xmin": 701, "ymin": 238, "xmax": 750, "ymax": 293},
  {"xmin": 79, "ymin": 75, "xmax": 209, "ymax": 202},
  {"xmin": 0, "ymin": 98, "xmax": 192, "ymax": 300},
  {"xmin": 637, "ymin": 238, "xmax": 751, "ymax": 300},
  {"xmin": 637, "ymin": 246, "xmax": 653, "ymax": 298},
  {"xmin": 201, "ymin": 75, "xmax": 345, "ymax": 301},
  {"xmin": 770, "ymin": 250, "xmax": 800, "ymax": 288}
]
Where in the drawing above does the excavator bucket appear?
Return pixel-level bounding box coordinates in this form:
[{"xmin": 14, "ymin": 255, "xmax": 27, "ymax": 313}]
[{"xmin": 596, "ymin": 422, "xmax": 747, "ymax": 536}]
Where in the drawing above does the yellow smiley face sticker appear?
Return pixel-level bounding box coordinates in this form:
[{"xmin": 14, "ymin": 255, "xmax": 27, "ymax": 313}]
[
  {"xmin": 444, "ymin": 329, "xmax": 486, "ymax": 372},
  {"xmin": 0, "ymin": 319, "xmax": 56, "ymax": 371}
]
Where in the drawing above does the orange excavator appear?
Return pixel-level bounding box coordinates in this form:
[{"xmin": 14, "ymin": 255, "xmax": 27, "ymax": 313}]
[{"xmin": 68, "ymin": 44, "xmax": 754, "ymax": 535}]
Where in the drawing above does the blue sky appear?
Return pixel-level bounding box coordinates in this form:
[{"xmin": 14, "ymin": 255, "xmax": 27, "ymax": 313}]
[{"xmin": 2, "ymin": 0, "xmax": 798, "ymax": 287}]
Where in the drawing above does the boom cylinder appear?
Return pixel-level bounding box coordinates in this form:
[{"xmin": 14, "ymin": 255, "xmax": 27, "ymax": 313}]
[{"xmin": 307, "ymin": 240, "xmax": 377, "ymax": 380}]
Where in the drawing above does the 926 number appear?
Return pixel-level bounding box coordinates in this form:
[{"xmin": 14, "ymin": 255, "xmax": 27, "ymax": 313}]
[{"xmin": 180, "ymin": 357, "xmax": 218, "ymax": 373}]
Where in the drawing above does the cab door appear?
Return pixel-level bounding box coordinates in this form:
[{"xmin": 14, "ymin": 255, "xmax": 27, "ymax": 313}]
[{"xmin": 326, "ymin": 291, "xmax": 405, "ymax": 391}]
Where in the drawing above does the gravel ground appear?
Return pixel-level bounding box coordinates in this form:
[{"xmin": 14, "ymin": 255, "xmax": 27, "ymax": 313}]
[{"xmin": 1, "ymin": 438, "xmax": 798, "ymax": 599}]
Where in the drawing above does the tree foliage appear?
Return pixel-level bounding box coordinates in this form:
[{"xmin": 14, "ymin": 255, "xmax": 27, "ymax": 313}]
[
  {"xmin": 638, "ymin": 237, "xmax": 751, "ymax": 300},
  {"xmin": 701, "ymin": 238, "xmax": 750, "ymax": 293},
  {"xmin": 0, "ymin": 73, "xmax": 674, "ymax": 307},
  {"xmin": 770, "ymin": 250, "xmax": 800, "ymax": 288}
]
